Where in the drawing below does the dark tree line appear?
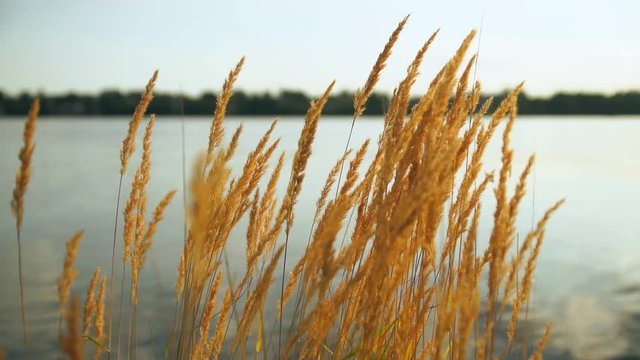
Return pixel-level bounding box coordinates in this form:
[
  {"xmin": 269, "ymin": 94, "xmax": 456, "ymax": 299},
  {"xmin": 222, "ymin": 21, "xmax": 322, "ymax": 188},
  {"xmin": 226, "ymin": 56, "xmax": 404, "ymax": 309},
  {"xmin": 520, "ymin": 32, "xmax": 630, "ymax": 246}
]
[{"xmin": 0, "ymin": 89, "xmax": 639, "ymax": 116}]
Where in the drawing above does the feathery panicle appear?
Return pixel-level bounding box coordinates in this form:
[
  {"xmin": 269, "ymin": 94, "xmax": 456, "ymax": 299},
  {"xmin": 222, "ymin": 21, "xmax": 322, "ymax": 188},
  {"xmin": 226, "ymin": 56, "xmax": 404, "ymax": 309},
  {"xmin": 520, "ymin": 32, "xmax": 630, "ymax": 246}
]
[
  {"xmin": 508, "ymin": 199, "xmax": 565, "ymax": 299},
  {"xmin": 315, "ymin": 150, "xmax": 351, "ymax": 221},
  {"xmin": 279, "ymin": 81, "xmax": 335, "ymax": 233},
  {"xmin": 530, "ymin": 324, "xmax": 551, "ymax": 360},
  {"xmin": 134, "ymin": 114, "xmax": 155, "ymax": 241},
  {"xmin": 176, "ymin": 253, "xmax": 187, "ymax": 300},
  {"xmin": 259, "ymin": 152, "xmax": 284, "ymax": 225},
  {"xmin": 278, "ymin": 251, "xmax": 309, "ymax": 318},
  {"xmin": 387, "ymin": 29, "xmax": 439, "ymax": 125},
  {"xmin": 139, "ymin": 114, "xmax": 155, "ymax": 183},
  {"xmin": 246, "ymin": 190, "xmax": 261, "ymax": 267},
  {"xmin": 61, "ymin": 296, "xmax": 83, "ymax": 360},
  {"xmin": 207, "ymin": 57, "xmax": 245, "ymax": 164},
  {"xmin": 224, "ymin": 124, "xmax": 244, "ymax": 161},
  {"xmin": 509, "ymin": 155, "xmax": 536, "ymax": 222},
  {"xmin": 11, "ymin": 98, "xmax": 39, "ymax": 232},
  {"xmin": 354, "ymin": 15, "xmax": 408, "ymax": 118},
  {"xmin": 339, "ymin": 139, "xmax": 370, "ymax": 196},
  {"xmin": 93, "ymin": 276, "xmax": 106, "ymax": 360},
  {"xmin": 125, "ymin": 114, "xmax": 156, "ymax": 356},
  {"xmin": 248, "ymin": 154, "xmax": 285, "ymax": 264},
  {"xmin": 142, "ymin": 189, "xmax": 177, "ymax": 257},
  {"xmin": 122, "ymin": 170, "xmax": 141, "ymax": 264},
  {"xmin": 83, "ymin": 267, "xmax": 101, "ymax": 336},
  {"xmin": 123, "ymin": 115, "xmax": 155, "ymax": 267},
  {"xmin": 119, "ymin": 70, "xmax": 158, "ymax": 175},
  {"xmin": 507, "ymin": 200, "xmax": 564, "ymax": 342},
  {"xmin": 58, "ymin": 231, "xmax": 83, "ymax": 317}
]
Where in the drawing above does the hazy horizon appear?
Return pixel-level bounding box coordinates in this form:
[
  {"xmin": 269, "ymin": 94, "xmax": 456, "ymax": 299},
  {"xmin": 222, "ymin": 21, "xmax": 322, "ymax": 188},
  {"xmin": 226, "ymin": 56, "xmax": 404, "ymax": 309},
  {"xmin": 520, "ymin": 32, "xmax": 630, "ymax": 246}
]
[
  {"xmin": 1, "ymin": 1, "xmax": 639, "ymax": 97},
  {"xmin": 3, "ymin": 85, "xmax": 640, "ymax": 98}
]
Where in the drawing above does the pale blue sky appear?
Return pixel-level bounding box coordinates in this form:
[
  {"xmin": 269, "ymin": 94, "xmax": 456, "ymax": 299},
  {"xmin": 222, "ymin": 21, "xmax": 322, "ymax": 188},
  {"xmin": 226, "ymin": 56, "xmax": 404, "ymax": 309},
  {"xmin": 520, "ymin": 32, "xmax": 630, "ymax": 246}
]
[{"xmin": 1, "ymin": 0, "xmax": 638, "ymax": 96}]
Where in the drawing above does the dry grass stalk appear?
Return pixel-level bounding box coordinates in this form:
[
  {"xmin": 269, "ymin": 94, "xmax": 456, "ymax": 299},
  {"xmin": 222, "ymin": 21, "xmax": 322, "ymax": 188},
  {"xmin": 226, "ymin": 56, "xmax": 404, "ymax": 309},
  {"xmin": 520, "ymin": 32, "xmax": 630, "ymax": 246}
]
[
  {"xmin": 10, "ymin": 97, "xmax": 39, "ymax": 360},
  {"xmin": 11, "ymin": 98, "xmax": 39, "ymax": 231},
  {"xmin": 122, "ymin": 173, "xmax": 141, "ymax": 264},
  {"xmin": 119, "ymin": 70, "xmax": 158, "ymax": 175},
  {"xmin": 316, "ymin": 150, "xmax": 352, "ymax": 220},
  {"xmin": 110, "ymin": 70, "xmax": 158, "ymax": 353},
  {"xmin": 58, "ymin": 231, "xmax": 84, "ymax": 318},
  {"xmin": 61, "ymin": 296, "xmax": 83, "ymax": 360},
  {"xmin": 93, "ymin": 276, "xmax": 106, "ymax": 360},
  {"xmin": 83, "ymin": 267, "xmax": 101, "ymax": 336},
  {"xmin": 278, "ymin": 81, "xmax": 335, "ymax": 235},
  {"xmin": 206, "ymin": 57, "xmax": 245, "ymax": 165},
  {"xmin": 225, "ymin": 124, "xmax": 244, "ymax": 161},
  {"xmin": 353, "ymin": 15, "xmax": 408, "ymax": 118},
  {"xmin": 530, "ymin": 324, "xmax": 551, "ymax": 360},
  {"xmin": 142, "ymin": 189, "xmax": 177, "ymax": 257},
  {"xmin": 126, "ymin": 115, "xmax": 155, "ymax": 302},
  {"xmin": 271, "ymin": 81, "xmax": 335, "ymax": 355},
  {"xmin": 335, "ymin": 15, "xmax": 412, "ymax": 207},
  {"xmin": 507, "ymin": 200, "xmax": 564, "ymax": 344}
]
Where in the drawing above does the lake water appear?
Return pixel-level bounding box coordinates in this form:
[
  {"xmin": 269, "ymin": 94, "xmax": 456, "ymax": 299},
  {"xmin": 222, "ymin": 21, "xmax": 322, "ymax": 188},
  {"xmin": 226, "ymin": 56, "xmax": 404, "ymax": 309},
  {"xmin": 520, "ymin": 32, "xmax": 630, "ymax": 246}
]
[{"xmin": 1, "ymin": 115, "xmax": 640, "ymax": 359}]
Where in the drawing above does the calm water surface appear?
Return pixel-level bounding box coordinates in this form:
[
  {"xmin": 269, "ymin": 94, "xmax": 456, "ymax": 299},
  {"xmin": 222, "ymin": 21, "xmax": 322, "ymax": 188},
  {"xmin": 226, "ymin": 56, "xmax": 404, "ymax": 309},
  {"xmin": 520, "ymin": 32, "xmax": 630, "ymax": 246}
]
[{"xmin": 1, "ymin": 115, "xmax": 640, "ymax": 359}]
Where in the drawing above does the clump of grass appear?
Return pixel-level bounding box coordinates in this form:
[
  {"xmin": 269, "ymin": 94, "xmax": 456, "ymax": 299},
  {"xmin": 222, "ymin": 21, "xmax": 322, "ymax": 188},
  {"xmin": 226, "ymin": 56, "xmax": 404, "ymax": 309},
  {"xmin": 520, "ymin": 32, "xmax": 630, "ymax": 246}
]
[
  {"xmin": 9, "ymin": 17, "xmax": 562, "ymax": 360},
  {"xmin": 109, "ymin": 70, "xmax": 158, "ymax": 355}
]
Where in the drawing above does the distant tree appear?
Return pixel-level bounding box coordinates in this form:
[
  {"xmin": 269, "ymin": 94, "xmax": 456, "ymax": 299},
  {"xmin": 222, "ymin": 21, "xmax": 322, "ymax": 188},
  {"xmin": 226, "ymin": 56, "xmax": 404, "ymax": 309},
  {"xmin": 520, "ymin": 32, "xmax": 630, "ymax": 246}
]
[{"xmin": 275, "ymin": 90, "xmax": 309, "ymax": 115}]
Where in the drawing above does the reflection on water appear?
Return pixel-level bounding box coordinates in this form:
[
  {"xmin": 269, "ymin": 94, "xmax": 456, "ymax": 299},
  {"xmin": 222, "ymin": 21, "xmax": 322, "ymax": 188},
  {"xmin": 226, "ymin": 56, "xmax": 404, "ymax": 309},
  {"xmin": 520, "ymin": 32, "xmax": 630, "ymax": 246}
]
[{"xmin": 1, "ymin": 115, "xmax": 640, "ymax": 359}]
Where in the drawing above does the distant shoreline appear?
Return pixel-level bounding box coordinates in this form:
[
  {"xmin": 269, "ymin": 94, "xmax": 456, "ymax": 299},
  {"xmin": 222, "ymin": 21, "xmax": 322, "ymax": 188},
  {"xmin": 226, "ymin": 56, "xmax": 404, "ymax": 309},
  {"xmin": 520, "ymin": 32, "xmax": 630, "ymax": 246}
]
[{"xmin": 1, "ymin": 89, "xmax": 639, "ymax": 116}]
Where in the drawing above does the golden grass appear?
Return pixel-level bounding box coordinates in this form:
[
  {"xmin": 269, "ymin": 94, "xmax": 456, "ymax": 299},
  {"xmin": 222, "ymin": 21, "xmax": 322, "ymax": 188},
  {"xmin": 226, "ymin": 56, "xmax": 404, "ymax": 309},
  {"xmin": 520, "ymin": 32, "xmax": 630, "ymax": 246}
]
[
  {"xmin": 109, "ymin": 69, "xmax": 159, "ymax": 355},
  {"xmin": 119, "ymin": 71, "xmax": 158, "ymax": 176},
  {"xmin": 8, "ymin": 18, "xmax": 564, "ymax": 360},
  {"xmin": 10, "ymin": 97, "xmax": 39, "ymax": 359},
  {"xmin": 353, "ymin": 15, "xmax": 408, "ymax": 119},
  {"xmin": 58, "ymin": 231, "xmax": 83, "ymax": 319},
  {"xmin": 93, "ymin": 276, "xmax": 107, "ymax": 360},
  {"xmin": 11, "ymin": 98, "xmax": 39, "ymax": 232},
  {"xmin": 83, "ymin": 267, "xmax": 101, "ymax": 336},
  {"xmin": 207, "ymin": 57, "xmax": 245, "ymax": 166},
  {"xmin": 61, "ymin": 296, "xmax": 83, "ymax": 360}
]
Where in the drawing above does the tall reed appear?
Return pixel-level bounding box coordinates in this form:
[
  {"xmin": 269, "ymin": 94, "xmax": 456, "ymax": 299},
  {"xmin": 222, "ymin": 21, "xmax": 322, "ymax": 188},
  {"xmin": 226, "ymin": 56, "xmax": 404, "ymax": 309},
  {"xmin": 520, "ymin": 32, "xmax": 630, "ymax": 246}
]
[{"xmin": 10, "ymin": 98, "xmax": 39, "ymax": 360}]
